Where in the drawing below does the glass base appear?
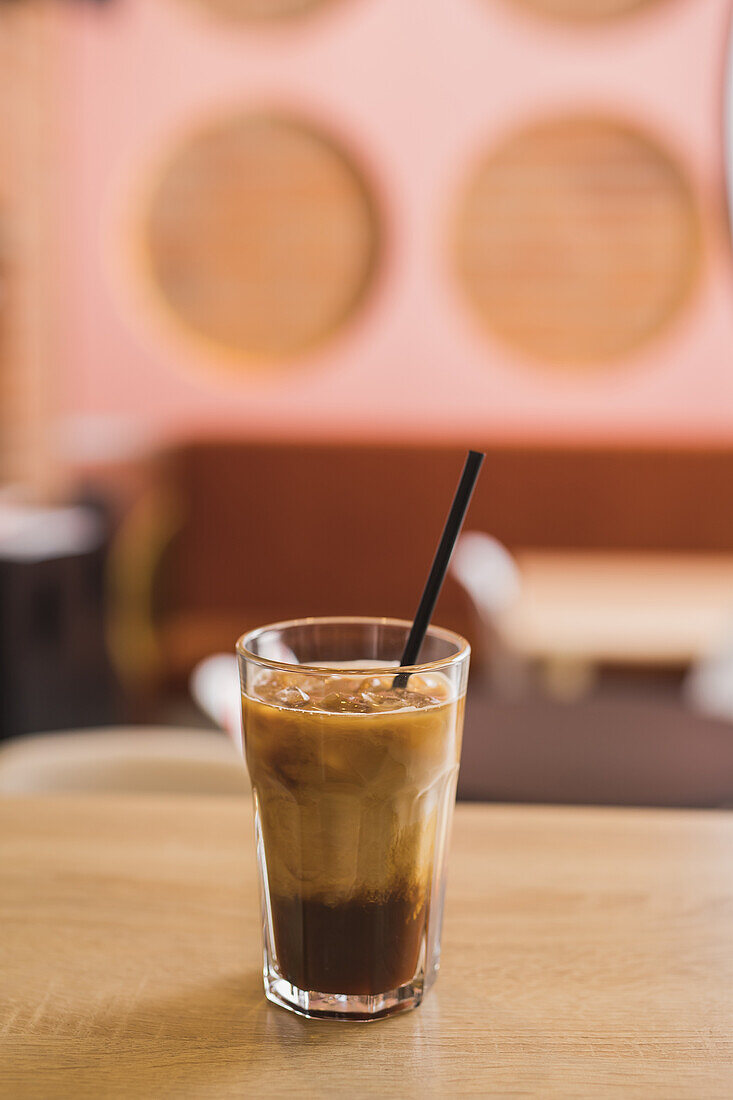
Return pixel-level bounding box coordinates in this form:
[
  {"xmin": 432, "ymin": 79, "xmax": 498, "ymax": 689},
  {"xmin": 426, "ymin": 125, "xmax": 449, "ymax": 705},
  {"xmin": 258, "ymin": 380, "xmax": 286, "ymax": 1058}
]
[{"xmin": 264, "ymin": 969, "xmax": 426, "ymax": 1022}]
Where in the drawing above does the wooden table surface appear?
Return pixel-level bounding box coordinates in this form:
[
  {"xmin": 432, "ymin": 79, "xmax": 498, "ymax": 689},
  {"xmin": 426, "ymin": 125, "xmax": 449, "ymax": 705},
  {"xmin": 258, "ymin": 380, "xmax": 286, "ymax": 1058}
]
[
  {"xmin": 2, "ymin": 796, "xmax": 733, "ymax": 1098},
  {"xmin": 505, "ymin": 552, "xmax": 733, "ymax": 665}
]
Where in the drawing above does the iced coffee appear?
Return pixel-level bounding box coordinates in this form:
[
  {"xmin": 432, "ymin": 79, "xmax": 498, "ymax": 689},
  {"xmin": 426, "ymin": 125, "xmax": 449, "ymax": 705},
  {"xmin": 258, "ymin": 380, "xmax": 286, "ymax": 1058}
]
[{"xmin": 238, "ymin": 618, "xmax": 469, "ymax": 1021}]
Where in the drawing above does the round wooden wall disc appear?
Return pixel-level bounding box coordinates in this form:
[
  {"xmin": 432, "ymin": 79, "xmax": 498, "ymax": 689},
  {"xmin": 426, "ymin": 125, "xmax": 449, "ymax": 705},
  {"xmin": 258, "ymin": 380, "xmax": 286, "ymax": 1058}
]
[
  {"xmin": 144, "ymin": 113, "xmax": 380, "ymax": 361},
  {"xmin": 187, "ymin": 0, "xmax": 338, "ymax": 21},
  {"xmin": 454, "ymin": 116, "xmax": 700, "ymax": 367},
  {"xmin": 507, "ymin": 0, "xmax": 662, "ymax": 21}
]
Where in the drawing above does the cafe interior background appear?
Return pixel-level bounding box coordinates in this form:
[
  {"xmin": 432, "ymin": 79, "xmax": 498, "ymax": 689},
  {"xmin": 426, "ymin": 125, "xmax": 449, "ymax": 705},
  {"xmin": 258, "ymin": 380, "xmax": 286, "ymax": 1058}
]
[{"xmin": 2, "ymin": 0, "xmax": 733, "ymax": 805}]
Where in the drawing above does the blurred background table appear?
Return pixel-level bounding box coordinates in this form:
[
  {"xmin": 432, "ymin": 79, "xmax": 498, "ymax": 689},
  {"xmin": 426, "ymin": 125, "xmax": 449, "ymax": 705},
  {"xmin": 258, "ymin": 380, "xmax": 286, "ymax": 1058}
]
[
  {"xmin": 2, "ymin": 795, "xmax": 732, "ymax": 1098},
  {"xmin": 505, "ymin": 552, "xmax": 733, "ymax": 666}
]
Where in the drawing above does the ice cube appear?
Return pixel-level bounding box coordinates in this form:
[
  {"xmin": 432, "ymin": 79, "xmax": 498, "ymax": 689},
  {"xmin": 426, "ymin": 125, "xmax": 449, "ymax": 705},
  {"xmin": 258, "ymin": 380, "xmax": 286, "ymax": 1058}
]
[
  {"xmin": 399, "ymin": 689, "xmax": 434, "ymax": 708},
  {"xmin": 357, "ymin": 675, "xmax": 393, "ymax": 694},
  {"xmin": 366, "ymin": 689, "xmax": 433, "ymax": 710},
  {"xmin": 320, "ymin": 692, "xmax": 373, "ymax": 713},
  {"xmin": 271, "ymin": 685, "xmax": 311, "ymax": 709},
  {"xmin": 360, "ymin": 690, "xmax": 405, "ymax": 712}
]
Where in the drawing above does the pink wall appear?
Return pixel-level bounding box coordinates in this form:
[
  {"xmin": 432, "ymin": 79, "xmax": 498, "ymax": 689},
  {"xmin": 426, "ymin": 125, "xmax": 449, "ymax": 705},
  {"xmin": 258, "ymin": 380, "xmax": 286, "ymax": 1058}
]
[{"xmin": 57, "ymin": 0, "xmax": 733, "ymax": 449}]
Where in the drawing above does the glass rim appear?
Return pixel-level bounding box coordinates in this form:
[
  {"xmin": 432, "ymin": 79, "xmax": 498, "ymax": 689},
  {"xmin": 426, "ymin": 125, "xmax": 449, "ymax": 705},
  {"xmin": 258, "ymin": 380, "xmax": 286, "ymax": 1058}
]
[{"xmin": 236, "ymin": 615, "xmax": 470, "ymax": 676}]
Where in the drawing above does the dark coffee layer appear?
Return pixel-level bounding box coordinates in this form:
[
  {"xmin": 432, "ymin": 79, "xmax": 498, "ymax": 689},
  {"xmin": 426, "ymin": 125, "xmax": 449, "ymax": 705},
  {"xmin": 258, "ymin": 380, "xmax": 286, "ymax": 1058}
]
[{"xmin": 270, "ymin": 892, "xmax": 428, "ymax": 995}]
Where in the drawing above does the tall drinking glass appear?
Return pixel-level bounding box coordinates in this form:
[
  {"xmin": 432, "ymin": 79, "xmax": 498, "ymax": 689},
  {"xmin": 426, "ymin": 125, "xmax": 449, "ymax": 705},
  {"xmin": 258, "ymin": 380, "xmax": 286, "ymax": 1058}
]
[{"xmin": 237, "ymin": 617, "xmax": 469, "ymax": 1021}]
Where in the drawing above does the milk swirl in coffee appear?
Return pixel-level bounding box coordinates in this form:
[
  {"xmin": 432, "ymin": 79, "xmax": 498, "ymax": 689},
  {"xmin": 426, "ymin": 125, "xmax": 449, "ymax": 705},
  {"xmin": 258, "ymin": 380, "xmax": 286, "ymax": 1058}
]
[{"xmin": 243, "ymin": 663, "xmax": 463, "ymax": 995}]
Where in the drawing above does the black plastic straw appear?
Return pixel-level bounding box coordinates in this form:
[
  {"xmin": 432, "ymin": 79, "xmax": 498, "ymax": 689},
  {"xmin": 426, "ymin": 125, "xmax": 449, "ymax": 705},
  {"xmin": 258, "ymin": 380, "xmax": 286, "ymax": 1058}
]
[{"xmin": 393, "ymin": 450, "xmax": 485, "ymax": 689}]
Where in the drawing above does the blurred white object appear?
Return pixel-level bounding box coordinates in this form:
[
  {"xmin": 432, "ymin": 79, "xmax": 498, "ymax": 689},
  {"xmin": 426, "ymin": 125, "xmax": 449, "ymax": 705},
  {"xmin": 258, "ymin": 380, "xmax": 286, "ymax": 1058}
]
[
  {"xmin": 684, "ymin": 628, "xmax": 733, "ymax": 722},
  {"xmin": 449, "ymin": 532, "xmax": 526, "ymax": 696},
  {"xmin": 0, "ymin": 501, "xmax": 104, "ymax": 562},
  {"xmin": 0, "ymin": 728, "xmax": 249, "ymax": 796},
  {"xmin": 451, "ymin": 532, "xmax": 521, "ymax": 616},
  {"xmin": 190, "ymin": 654, "xmax": 241, "ymax": 742}
]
